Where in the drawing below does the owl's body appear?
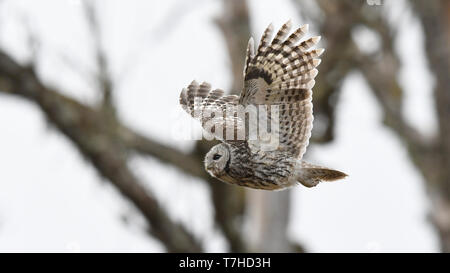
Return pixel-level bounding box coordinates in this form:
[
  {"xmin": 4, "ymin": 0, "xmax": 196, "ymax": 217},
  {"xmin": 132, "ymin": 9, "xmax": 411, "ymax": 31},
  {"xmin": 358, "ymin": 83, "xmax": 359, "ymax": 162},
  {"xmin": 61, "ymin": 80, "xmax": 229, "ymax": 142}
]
[
  {"xmin": 180, "ymin": 21, "xmax": 347, "ymax": 190},
  {"xmin": 210, "ymin": 142, "xmax": 296, "ymax": 190}
]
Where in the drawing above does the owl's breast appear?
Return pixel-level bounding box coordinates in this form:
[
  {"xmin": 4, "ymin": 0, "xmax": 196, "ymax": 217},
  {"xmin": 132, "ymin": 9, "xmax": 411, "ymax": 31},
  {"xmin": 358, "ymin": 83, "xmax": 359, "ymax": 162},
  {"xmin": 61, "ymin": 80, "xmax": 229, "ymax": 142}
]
[{"xmin": 225, "ymin": 148, "xmax": 296, "ymax": 190}]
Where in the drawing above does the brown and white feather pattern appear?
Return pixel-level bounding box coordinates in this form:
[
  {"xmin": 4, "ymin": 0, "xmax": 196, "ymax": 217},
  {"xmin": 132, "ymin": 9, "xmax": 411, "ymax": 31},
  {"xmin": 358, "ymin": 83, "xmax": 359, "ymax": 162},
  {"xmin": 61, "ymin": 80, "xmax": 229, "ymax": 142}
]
[
  {"xmin": 179, "ymin": 21, "xmax": 347, "ymax": 190},
  {"xmin": 180, "ymin": 81, "xmax": 241, "ymax": 141},
  {"xmin": 242, "ymin": 20, "xmax": 323, "ymax": 158}
]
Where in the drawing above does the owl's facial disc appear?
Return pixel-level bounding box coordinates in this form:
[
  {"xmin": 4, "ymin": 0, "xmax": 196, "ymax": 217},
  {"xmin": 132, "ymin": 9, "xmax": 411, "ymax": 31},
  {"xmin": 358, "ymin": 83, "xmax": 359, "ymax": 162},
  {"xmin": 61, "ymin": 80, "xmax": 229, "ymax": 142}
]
[{"xmin": 205, "ymin": 144, "xmax": 230, "ymax": 177}]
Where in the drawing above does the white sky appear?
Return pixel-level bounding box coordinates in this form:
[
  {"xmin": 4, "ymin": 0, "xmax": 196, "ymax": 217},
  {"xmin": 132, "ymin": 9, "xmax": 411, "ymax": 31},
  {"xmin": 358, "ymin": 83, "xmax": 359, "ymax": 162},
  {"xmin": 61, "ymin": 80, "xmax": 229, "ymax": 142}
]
[{"xmin": 0, "ymin": 0, "xmax": 438, "ymax": 252}]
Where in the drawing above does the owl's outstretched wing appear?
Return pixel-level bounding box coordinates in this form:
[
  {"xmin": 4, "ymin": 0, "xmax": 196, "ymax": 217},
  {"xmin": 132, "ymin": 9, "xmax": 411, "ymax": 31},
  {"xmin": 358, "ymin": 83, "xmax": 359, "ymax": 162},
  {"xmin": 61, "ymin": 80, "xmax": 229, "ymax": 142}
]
[
  {"xmin": 179, "ymin": 81, "xmax": 243, "ymax": 143},
  {"xmin": 241, "ymin": 20, "xmax": 323, "ymax": 158}
]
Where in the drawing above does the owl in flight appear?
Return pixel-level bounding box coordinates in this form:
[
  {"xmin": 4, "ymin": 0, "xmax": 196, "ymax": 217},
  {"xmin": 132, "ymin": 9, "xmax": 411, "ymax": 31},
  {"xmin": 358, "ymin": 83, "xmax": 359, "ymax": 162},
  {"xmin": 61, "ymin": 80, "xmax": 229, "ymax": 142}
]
[{"xmin": 180, "ymin": 21, "xmax": 347, "ymax": 190}]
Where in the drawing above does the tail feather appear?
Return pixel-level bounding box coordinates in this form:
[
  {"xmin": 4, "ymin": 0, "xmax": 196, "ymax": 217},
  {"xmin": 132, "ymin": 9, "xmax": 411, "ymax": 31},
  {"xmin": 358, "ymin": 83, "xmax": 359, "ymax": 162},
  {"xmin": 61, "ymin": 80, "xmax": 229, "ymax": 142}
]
[{"xmin": 296, "ymin": 161, "xmax": 347, "ymax": 188}]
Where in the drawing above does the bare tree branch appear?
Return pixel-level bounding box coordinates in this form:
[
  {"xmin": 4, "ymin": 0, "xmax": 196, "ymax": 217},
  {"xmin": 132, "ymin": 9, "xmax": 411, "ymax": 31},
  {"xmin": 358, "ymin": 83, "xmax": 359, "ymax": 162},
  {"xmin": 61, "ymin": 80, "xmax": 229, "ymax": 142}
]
[
  {"xmin": 119, "ymin": 127, "xmax": 208, "ymax": 180},
  {"xmin": 410, "ymin": 0, "xmax": 450, "ymax": 252},
  {"xmin": 0, "ymin": 50, "xmax": 202, "ymax": 252},
  {"xmin": 83, "ymin": 1, "xmax": 114, "ymax": 110}
]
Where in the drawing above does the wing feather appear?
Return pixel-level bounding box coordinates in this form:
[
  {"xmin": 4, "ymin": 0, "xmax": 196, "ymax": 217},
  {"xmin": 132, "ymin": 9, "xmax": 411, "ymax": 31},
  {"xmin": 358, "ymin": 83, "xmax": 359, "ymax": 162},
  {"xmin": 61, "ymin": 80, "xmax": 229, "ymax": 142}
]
[
  {"xmin": 180, "ymin": 81, "xmax": 242, "ymax": 143},
  {"xmin": 179, "ymin": 21, "xmax": 324, "ymax": 158},
  {"xmin": 240, "ymin": 21, "xmax": 324, "ymax": 158}
]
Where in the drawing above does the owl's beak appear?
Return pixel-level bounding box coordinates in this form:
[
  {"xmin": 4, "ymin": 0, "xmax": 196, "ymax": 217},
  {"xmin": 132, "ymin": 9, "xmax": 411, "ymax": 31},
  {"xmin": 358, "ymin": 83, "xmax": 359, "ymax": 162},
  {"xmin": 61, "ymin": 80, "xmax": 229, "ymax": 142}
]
[
  {"xmin": 205, "ymin": 166, "xmax": 216, "ymax": 178},
  {"xmin": 205, "ymin": 163, "xmax": 214, "ymax": 173}
]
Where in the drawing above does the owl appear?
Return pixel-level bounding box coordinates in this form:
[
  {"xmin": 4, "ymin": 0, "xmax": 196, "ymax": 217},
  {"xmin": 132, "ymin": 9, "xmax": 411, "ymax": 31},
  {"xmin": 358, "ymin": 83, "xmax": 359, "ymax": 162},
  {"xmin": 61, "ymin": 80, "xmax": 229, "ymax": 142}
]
[{"xmin": 180, "ymin": 21, "xmax": 347, "ymax": 190}]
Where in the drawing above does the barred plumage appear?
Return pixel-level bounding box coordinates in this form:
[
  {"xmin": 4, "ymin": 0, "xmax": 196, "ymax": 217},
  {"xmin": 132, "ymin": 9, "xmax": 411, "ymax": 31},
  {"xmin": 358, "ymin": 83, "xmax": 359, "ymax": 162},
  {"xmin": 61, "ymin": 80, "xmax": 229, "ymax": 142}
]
[{"xmin": 179, "ymin": 21, "xmax": 347, "ymax": 190}]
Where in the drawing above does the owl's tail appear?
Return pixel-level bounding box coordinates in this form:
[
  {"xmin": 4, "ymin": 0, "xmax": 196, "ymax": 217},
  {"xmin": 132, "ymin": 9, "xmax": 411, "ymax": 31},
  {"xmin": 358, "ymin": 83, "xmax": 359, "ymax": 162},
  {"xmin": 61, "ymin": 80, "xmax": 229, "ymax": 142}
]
[{"xmin": 296, "ymin": 161, "xmax": 347, "ymax": 188}]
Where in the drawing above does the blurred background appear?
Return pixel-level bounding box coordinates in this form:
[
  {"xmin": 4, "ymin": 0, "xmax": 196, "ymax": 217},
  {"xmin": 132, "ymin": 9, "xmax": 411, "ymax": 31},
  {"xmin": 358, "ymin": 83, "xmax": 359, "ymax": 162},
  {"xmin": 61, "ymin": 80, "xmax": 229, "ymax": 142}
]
[{"xmin": 0, "ymin": 0, "xmax": 448, "ymax": 252}]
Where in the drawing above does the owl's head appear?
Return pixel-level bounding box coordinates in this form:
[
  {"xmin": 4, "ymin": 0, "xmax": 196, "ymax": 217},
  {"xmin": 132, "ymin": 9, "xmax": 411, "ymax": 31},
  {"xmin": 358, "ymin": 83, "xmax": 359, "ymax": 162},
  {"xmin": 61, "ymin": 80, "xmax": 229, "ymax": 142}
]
[{"xmin": 204, "ymin": 143, "xmax": 230, "ymax": 178}]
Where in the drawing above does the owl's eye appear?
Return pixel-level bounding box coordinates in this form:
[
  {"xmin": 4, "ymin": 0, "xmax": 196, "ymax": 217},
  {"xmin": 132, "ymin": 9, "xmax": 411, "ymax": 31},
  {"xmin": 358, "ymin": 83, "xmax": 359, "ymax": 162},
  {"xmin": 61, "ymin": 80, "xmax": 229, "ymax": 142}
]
[{"xmin": 213, "ymin": 154, "xmax": 222, "ymax": 160}]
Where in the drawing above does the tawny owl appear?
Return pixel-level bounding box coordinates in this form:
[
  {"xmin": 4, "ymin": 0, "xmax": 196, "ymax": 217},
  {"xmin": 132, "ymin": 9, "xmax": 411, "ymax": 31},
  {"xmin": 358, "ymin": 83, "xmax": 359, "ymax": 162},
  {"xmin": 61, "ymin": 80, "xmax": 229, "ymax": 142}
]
[{"xmin": 180, "ymin": 21, "xmax": 347, "ymax": 190}]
